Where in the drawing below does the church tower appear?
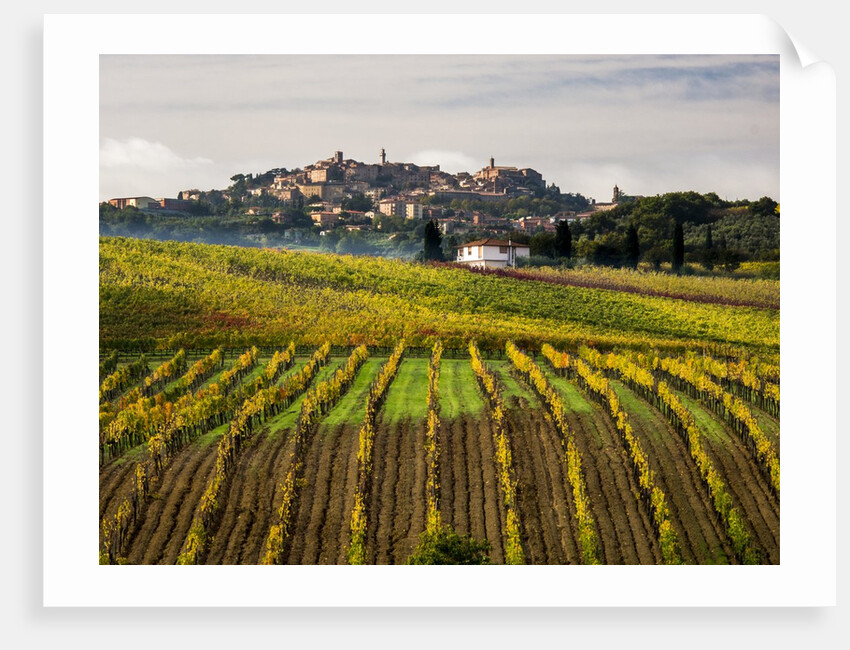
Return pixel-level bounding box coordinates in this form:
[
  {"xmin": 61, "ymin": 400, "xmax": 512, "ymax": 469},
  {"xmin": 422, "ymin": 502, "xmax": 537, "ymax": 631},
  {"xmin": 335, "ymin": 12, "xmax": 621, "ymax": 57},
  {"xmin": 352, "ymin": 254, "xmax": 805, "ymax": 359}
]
[
  {"xmin": 613, "ymin": 184, "xmax": 620, "ymax": 203},
  {"xmin": 380, "ymin": 148, "xmax": 386, "ymax": 165}
]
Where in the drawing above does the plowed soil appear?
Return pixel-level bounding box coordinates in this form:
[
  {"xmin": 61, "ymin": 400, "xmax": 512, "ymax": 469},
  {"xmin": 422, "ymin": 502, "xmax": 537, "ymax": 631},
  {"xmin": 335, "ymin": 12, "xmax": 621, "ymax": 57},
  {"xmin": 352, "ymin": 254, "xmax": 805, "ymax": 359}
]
[
  {"xmin": 366, "ymin": 415, "xmax": 428, "ymax": 564},
  {"xmin": 123, "ymin": 431, "xmax": 222, "ymax": 564},
  {"xmin": 285, "ymin": 421, "xmax": 361, "ymax": 564},
  {"xmin": 609, "ymin": 380, "xmax": 735, "ymax": 564},
  {"xmin": 204, "ymin": 425, "xmax": 298, "ymax": 564},
  {"xmin": 286, "ymin": 361, "xmax": 381, "ymax": 564},
  {"xmin": 438, "ymin": 412, "xmax": 507, "ymax": 564},
  {"xmin": 198, "ymin": 358, "xmax": 343, "ymax": 564},
  {"xmin": 540, "ymin": 369, "xmax": 661, "ymax": 564},
  {"xmin": 503, "ymin": 396, "xmax": 582, "ymax": 563},
  {"xmin": 98, "ymin": 356, "xmax": 779, "ymax": 565},
  {"xmin": 675, "ymin": 392, "xmax": 780, "ymax": 564},
  {"xmin": 99, "ymin": 457, "xmax": 140, "ymax": 522}
]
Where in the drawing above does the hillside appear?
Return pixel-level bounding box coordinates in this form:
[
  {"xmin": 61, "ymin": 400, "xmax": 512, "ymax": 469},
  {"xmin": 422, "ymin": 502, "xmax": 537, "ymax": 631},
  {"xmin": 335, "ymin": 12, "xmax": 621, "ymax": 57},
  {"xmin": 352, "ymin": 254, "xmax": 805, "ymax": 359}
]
[
  {"xmin": 99, "ymin": 236, "xmax": 778, "ymax": 356},
  {"xmin": 99, "ymin": 236, "xmax": 780, "ymax": 566}
]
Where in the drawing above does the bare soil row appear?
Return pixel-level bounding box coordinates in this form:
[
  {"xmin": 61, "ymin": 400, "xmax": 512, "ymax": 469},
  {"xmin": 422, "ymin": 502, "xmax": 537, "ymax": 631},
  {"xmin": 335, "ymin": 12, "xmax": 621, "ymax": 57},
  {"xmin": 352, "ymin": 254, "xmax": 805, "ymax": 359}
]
[{"xmin": 99, "ymin": 363, "xmax": 778, "ymax": 564}]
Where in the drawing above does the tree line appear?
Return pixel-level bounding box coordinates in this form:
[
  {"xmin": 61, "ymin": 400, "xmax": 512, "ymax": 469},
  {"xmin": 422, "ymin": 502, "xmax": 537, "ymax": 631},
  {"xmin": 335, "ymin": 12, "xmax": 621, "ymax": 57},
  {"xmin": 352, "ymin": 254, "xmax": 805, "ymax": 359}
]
[{"xmin": 435, "ymin": 191, "xmax": 778, "ymax": 273}]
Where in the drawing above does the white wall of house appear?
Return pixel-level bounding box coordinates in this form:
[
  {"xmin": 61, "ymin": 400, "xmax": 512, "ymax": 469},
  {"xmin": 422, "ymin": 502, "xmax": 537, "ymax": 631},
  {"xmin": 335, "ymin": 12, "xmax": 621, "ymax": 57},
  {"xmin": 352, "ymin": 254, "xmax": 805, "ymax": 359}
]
[{"xmin": 456, "ymin": 244, "xmax": 530, "ymax": 268}]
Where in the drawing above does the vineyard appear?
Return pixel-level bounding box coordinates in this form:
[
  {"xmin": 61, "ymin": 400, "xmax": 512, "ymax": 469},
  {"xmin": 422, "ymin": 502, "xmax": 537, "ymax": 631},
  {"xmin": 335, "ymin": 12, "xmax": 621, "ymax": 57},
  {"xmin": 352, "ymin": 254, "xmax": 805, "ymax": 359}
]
[{"xmin": 99, "ymin": 237, "xmax": 779, "ymax": 564}]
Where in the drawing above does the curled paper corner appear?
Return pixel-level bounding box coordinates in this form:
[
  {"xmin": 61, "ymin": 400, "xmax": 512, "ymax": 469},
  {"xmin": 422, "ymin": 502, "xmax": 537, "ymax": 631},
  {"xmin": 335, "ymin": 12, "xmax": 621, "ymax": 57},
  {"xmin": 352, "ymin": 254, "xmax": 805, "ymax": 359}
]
[{"xmin": 762, "ymin": 14, "xmax": 827, "ymax": 70}]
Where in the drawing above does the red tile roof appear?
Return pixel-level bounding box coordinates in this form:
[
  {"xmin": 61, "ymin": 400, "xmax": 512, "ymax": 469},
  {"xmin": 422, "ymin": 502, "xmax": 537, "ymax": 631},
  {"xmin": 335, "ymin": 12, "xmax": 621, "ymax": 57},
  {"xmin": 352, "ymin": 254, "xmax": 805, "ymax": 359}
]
[{"xmin": 454, "ymin": 238, "xmax": 530, "ymax": 248}]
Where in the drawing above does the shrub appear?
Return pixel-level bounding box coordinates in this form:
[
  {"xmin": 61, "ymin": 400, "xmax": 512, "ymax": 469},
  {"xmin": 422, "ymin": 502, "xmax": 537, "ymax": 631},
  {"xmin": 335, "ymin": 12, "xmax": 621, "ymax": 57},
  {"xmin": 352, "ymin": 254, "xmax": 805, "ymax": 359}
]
[{"xmin": 406, "ymin": 525, "xmax": 491, "ymax": 565}]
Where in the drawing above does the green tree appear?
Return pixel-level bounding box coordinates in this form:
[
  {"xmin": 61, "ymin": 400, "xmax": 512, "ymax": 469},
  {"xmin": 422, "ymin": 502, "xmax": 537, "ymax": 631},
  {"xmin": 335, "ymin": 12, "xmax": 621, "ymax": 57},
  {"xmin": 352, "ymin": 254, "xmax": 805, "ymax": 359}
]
[
  {"xmin": 229, "ymin": 174, "xmax": 247, "ymax": 198},
  {"xmin": 530, "ymin": 231, "xmax": 557, "ymax": 258},
  {"xmin": 336, "ymin": 231, "xmax": 373, "ymax": 255},
  {"xmin": 341, "ymin": 192, "xmax": 374, "ymax": 213},
  {"xmin": 663, "ymin": 191, "xmax": 712, "ymax": 224},
  {"xmin": 319, "ymin": 230, "xmax": 341, "ymax": 251},
  {"xmin": 555, "ymin": 220, "xmax": 572, "ymax": 258},
  {"xmin": 624, "ymin": 224, "xmax": 640, "ymax": 269},
  {"xmin": 716, "ymin": 235, "xmax": 742, "ymax": 272},
  {"xmin": 406, "ymin": 525, "xmax": 491, "ymax": 565},
  {"xmin": 672, "ymin": 221, "xmax": 685, "ymax": 273},
  {"xmin": 422, "ymin": 219, "xmax": 443, "ymax": 261},
  {"xmin": 749, "ymin": 196, "xmax": 779, "ymax": 218},
  {"xmin": 702, "ymin": 224, "xmax": 715, "ymax": 270}
]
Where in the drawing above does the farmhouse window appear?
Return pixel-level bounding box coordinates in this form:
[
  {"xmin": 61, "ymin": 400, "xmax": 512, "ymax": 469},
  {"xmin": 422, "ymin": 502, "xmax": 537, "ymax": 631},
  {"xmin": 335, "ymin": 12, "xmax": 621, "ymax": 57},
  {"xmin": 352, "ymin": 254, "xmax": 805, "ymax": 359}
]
[{"xmin": 499, "ymin": 246, "xmax": 508, "ymax": 253}]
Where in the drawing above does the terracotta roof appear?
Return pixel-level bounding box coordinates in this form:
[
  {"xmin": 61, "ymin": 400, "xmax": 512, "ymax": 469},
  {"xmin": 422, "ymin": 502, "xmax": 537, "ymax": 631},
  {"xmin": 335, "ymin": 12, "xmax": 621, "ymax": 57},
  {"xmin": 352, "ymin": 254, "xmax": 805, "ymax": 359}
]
[{"xmin": 454, "ymin": 238, "xmax": 530, "ymax": 249}]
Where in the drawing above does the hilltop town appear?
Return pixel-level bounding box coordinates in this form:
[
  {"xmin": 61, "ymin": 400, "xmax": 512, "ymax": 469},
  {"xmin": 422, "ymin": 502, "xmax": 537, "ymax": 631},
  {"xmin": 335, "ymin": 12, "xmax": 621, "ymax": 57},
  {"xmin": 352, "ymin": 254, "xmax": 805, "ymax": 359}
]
[
  {"xmin": 101, "ymin": 149, "xmax": 778, "ymax": 271},
  {"xmin": 106, "ymin": 149, "xmax": 616, "ymax": 239}
]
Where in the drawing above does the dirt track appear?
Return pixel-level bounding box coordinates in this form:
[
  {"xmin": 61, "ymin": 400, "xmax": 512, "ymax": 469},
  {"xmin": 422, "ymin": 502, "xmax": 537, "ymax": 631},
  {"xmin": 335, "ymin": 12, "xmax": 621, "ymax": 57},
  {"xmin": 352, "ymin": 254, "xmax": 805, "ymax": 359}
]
[
  {"xmin": 205, "ymin": 426, "xmax": 298, "ymax": 564},
  {"xmin": 366, "ymin": 415, "xmax": 428, "ymax": 564},
  {"xmin": 438, "ymin": 412, "xmax": 507, "ymax": 564}
]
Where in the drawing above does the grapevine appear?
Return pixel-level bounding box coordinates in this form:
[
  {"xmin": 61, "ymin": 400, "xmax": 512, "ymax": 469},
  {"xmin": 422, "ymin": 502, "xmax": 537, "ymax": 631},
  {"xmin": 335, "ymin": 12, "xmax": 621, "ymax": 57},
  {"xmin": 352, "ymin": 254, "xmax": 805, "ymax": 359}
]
[
  {"xmin": 505, "ymin": 342, "xmax": 601, "ymax": 564},
  {"xmin": 261, "ymin": 344, "xmax": 369, "ymax": 565},
  {"xmin": 468, "ymin": 341, "xmax": 524, "ymax": 564},
  {"xmin": 100, "ymin": 236, "xmax": 779, "ymax": 356},
  {"xmin": 347, "ymin": 340, "xmax": 406, "ymax": 564},
  {"xmin": 99, "ymin": 350, "xmax": 120, "ymax": 380},
  {"xmin": 176, "ymin": 342, "xmax": 304, "ymax": 565},
  {"xmin": 99, "ymin": 348, "xmax": 226, "ymax": 465},
  {"xmin": 101, "ymin": 343, "xmax": 309, "ymax": 564},
  {"xmin": 580, "ymin": 347, "xmax": 762, "ymax": 564},
  {"xmin": 541, "ymin": 344, "xmax": 681, "ymax": 564},
  {"xmin": 634, "ymin": 351, "xmax": 779, "ymax": 495},
  {"xmin": 684, "ymin": 352, "xmax": 779, "ymax": 418},
  {"xmin": 99, "ymin": 354, "xmax": 148, "ymax": 403},
  {"xmin": 424, "ymin": 341, "xmax": 443, "ymax": 534}
]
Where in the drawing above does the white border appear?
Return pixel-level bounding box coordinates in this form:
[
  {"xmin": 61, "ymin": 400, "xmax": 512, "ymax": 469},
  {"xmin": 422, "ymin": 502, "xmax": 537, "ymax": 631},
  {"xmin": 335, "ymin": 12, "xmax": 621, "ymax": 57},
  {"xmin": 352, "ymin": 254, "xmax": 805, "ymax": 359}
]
[{"xmin": 44, "ymin": 14, "xmax": 835, "ymax": 606}]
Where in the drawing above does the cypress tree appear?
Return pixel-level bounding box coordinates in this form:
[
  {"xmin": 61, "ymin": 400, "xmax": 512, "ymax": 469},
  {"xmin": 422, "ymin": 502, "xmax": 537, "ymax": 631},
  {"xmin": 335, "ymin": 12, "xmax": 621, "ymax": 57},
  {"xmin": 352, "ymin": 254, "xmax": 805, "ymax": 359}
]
[
  {"xmin": 672, "ymin": 221, "xmax": 684, "ymax": 273},
  {"xmin": 422, "ymin": 220, "xmax": 444, "ymax": 261},
  {"xmin": 703, "ymin": 224, "xmax": 715, "ymax": 270},
  {"xmin": 555, "ymin": 220, "xmax": 572, "ymax": 259},
  {"xmin": 625, "ymin": 224, "xmax": 640, "ymax": 269}
]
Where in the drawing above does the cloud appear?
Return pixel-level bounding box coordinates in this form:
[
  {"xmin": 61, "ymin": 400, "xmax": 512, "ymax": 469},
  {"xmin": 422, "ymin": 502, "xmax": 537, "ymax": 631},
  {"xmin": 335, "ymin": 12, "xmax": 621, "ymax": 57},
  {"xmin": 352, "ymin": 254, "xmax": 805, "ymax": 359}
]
[
  {"xmin": 99, "ymin": 55, "xmax": 779, "ymax": 201},
  {"xmin": 100, "ymin": 137, "xmax": 212, "ymax": 171},
  {"xmin": 100, "ymin": 137, "xmax": 224, "ymax": 200},
  {"xmin": 406, "ymin": 150, "xmax": 480, "ymax": 174}
]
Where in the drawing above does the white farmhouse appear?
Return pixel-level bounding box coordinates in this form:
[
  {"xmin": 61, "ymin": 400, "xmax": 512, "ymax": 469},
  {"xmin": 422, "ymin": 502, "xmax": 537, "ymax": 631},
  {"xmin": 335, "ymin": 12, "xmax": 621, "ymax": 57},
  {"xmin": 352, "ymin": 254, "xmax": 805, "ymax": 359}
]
[{"xmin": 454, "ymin": 238, "xmax": 530, "ymax": 269}]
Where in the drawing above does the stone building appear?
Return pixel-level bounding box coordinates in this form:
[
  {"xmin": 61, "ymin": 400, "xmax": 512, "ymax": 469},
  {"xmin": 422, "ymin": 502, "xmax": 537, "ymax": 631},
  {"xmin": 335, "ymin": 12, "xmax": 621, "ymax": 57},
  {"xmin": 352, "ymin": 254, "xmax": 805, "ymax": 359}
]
[
  {"xmin": 296, "ymin": 182, "xmax": 345, "ymax": 202},
  {"xmin": 473, "ymin": 157, "xmax": 545, "ymax": 191}
]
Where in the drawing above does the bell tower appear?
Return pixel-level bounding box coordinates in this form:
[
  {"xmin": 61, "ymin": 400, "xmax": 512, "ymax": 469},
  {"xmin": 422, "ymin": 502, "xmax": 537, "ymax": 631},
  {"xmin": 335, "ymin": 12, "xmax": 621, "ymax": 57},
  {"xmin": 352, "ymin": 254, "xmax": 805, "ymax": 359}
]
[{"xmin": 380, "ymin": 148, "xmax": 386, "ymax": 165}]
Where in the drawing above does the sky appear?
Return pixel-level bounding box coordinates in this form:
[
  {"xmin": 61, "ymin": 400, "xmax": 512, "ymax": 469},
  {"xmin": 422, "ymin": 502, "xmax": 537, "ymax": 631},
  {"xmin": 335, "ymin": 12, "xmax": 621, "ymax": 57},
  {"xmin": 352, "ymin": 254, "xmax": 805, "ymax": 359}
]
[{"xmin": 99, "ymin": 54, "xmax": 779, "ymax": 204}]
